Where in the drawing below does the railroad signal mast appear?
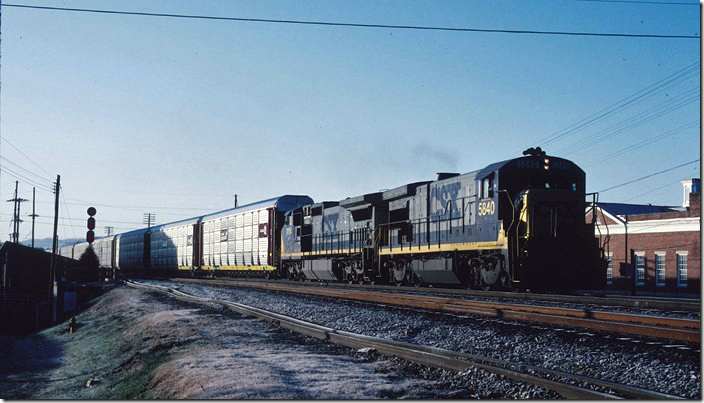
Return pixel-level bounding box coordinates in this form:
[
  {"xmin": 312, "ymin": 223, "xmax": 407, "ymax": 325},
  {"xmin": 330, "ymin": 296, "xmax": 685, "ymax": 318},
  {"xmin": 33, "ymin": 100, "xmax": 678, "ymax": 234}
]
[{"xmin": 87, "ymin": 206, "xmax": 96, "ymax": 243}]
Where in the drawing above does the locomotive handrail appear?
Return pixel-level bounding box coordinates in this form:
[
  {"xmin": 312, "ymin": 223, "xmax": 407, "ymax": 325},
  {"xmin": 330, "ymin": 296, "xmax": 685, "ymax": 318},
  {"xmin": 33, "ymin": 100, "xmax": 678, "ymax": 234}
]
[
  {"xmin": 297, "ymin": 226, "xmax": 378, "ymax": 255},
  {"xmin": 380, "ymin": 196, "xmax": 470, "ymax": 253},
  {"xmin": 497, "ymin": 189, "xmax": 520, "ymax": 281},
  {"xmin": 462, "ymin": 199, "xmax": 472, "ymax": 234},
  {"xmin": 587, "ymin": 192, "xmax": 611, "ymax": 256}
]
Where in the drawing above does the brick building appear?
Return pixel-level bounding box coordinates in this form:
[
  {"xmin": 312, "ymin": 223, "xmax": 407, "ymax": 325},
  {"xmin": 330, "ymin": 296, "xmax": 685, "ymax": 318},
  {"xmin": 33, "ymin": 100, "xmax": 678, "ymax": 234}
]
[{"xmin": 586, "ymin": 179, "xmax": 700, "ymax": 295}]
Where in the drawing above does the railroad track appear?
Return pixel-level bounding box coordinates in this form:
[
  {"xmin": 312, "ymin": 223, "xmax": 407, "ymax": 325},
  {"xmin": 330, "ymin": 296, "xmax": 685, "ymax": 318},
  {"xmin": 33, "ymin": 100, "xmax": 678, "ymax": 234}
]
[
  {"xmin": 124, "ymin": 279, "xmax": 685, "ymax": 399},
  {"xmin": 140, "ymin": 275, "xmax": 699, "ymax": 311},
  {"xmin": 171, "ymin": 278, "xmax": 700, "ymax": 344}
]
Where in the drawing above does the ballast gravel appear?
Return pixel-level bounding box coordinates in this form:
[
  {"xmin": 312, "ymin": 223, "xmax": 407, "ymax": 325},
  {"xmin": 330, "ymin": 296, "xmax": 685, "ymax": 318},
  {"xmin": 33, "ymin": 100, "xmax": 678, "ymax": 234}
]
[{"xmin": 149, "ymin": 279, "xmax": 701, "ymax": 399}]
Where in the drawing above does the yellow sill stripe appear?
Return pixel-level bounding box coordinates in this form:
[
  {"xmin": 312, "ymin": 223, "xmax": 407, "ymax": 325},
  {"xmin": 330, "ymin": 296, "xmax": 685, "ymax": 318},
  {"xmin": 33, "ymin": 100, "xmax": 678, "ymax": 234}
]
[
  {"xmin": 379, "ymin": 240, "xmax": 506, "ymax": 255},
  {"xmin": 201, "ymin": 265, "xmax": 276, "ymax": 271},
  {"xmin": 381, "ymin": 224, "xmax": 506, "ymax": 255}
]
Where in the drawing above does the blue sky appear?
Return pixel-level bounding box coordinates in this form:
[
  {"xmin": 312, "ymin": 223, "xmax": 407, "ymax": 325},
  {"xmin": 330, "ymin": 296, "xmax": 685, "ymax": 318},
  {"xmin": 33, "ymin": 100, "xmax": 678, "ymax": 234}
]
[{"xmin": 1, "ymin": 0, "xmax": 700, "ymax": 241}]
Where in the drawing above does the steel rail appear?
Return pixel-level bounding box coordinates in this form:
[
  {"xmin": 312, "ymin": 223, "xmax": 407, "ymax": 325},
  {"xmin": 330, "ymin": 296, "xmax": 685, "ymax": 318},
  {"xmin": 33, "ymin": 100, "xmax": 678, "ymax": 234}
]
[
  {"xmin": 169, "ymin": 276, "xmax": 701, "ymax": 311},
  {"xmin": 123, "ymin": 280, "xmax": 685, "ymax": 399},
  {"xmin": 171, "ymin": 278, "xmax": 700, "ymax": 344}
]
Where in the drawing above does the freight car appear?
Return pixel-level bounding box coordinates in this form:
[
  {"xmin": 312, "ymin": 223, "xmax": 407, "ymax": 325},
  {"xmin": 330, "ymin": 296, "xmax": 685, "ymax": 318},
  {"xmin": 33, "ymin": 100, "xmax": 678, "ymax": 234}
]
[
  {"xmin": 62, "ymin": 149, "xmax": 606, "ymax": 291},
  {"xmin": 113, "ymin": 195, "xmax": 313, "ymax": 276},
  {"xmin": 280, "ymin": 149, "xmax": 607, "ymax": 291},
  {"xmin": 59, "ymin": 236, "xmax": 114, "ymax": 268}
]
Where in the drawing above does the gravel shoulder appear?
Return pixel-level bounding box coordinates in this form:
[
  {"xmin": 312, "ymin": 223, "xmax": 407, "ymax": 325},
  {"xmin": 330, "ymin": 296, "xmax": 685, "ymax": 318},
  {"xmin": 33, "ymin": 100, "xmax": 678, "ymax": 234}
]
[{"xmin": 0, "ymin": 284, "xmax": 549, "ymax": 399}]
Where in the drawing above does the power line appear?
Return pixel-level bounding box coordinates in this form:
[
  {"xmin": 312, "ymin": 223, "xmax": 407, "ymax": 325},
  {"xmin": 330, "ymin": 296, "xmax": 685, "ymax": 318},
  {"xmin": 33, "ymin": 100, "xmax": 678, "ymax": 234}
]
[
  {"xmin": 622, "ymin": 179, "xmax": 681, "ymax": 202},
  {"xmin": 568, "ymin": 0, "xmax": 699, "ymax": 5},
  {"xmin": 504, "ymin": 62, "xmax": 700, "ymax": 159},
  {"xmin": 62, "ymin": 198, "xmax": 218, "ymax": 213},
  {"xmin": 586, "ymin": 120, "xmax": 699, "ymax": 166},
  {"xmin": 0, "ymin": 164, "xmax": 54, "ymax": 193},
  {"xmin": 544, "ymin": 64, "xmax": 698, "ymax": 148},
  {"xmin": 105, "ymin": 188, "xmax": 233, "ymax": 198},
  {"xmin": 597, "ymin": 159, "xmax": 700, "ymax": 193},
  {"xmin": 0, "ymin": 218, "xmax": 137, "ymax": 231},
  {"xmin": 2, "ymin": 3, "xmax": 699, "ymax": 39},
  {"xmin": 38, "ymin": 215, "xmax": 144, "ymax": 225},
  {"xmin": 0, "ymin": 135, "xmax": 54, "ymax": 179},
  {"xmin": 60, "ymin": 188, "xmax": 77, "ymax": 240},
  {"xmin": 556, "ymin": 88, "xmax": 699, "ymax": 155},
  {"xmin": 0, "ymin": 155, "xmax": 54, "ymax": 184},
  {"xmin": 33, "ymin": 198, "xmax": 201, "ymax": 219}
]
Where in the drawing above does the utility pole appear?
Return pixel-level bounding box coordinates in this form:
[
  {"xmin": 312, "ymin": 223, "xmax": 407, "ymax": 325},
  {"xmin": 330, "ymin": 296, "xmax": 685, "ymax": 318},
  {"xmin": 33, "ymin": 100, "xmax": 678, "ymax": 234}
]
[
  {"xmin": 49, "ymin": 175, "xmax": 60, "ymax": 322},
  {"xmin": 9, "ymin": 181, "xmax": 16, "ymax": 242},
  {"xmin": 143, "ymin": 212, "xmax": 155, "ymax": 228},
  {"xmin": 7, "ymin": 181, "xmax": 28, "ymax": 243},
  {"xmin": 0, "ymin": 0, "xmax": 3, "ymax": 211},
  {"xmin": 28, "ymin": 187, "xmax": 38, "ymax": 248},
  {"xmin": 234, "ymin": 194, "xmax": 238, "ymax": 208},
  {"xmin": 105, "ymin": 226, "xmax": 114, "ymax": 237}
]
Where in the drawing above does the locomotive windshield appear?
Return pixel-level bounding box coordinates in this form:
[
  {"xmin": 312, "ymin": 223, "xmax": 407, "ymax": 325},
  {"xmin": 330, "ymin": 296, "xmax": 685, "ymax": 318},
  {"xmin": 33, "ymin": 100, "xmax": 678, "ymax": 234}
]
[{"xmin": 531, "ymin": 199, "xmax": 579, "ymax": 238}]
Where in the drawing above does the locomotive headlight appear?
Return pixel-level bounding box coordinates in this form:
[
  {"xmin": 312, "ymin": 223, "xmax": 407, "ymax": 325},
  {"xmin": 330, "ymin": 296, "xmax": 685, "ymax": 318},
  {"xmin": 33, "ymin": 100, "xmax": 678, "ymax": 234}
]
[{"xmin": 543, "ymin": 158, "xmax": 550, "ymax": 170}]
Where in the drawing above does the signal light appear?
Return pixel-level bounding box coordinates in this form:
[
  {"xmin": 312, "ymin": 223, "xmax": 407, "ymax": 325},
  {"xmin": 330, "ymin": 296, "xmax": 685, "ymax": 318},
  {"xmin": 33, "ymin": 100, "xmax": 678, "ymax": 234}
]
[{"xmin": 87, "ymin": 206, "xmax": 96, "ymax": 244}]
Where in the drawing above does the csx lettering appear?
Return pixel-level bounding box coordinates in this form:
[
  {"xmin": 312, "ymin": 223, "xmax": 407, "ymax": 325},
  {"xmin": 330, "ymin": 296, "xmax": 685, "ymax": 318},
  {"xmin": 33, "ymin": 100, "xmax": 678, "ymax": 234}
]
[
  {"xmin": 478, "ymin": 201, "xmax": 495, "ymax": 216},
  {"xmin": 430, "ymin": 182, "xmax": 462, "ymax": 218},
  {"xmin": 324, "ymin": 213, "xmax": 339, "ymax": 233}
]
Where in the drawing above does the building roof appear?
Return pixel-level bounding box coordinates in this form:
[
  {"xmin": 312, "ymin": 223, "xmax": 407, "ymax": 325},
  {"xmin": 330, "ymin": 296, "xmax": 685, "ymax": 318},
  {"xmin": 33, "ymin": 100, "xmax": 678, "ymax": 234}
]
[{"xmin": 595, "ymin": 202, "xmax": 684, "ymax": 217}]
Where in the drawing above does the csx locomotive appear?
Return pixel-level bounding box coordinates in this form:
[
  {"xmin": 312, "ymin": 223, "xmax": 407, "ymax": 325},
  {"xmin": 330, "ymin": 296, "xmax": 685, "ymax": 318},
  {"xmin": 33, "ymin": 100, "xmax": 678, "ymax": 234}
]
[{"xmin": 60, "ymin": 149, "xmax": 607, "ymax": 291}]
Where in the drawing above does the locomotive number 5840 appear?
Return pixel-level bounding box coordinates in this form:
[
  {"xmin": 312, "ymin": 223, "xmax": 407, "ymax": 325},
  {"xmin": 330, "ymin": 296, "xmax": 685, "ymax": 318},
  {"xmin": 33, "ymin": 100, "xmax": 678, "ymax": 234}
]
[{"xmin": 478, "ymin": 201, "xmax": 495, "ymax": 216}]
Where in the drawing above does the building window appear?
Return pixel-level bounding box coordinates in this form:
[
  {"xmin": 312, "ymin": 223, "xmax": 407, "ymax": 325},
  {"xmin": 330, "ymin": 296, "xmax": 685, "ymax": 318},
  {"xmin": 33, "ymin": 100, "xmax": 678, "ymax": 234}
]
[
  {"xmin": 655, "ymin": 253, "xmax": 665, "ymax": 287},
  {"xmin": 635, "ymin": 253, "xmax": 645, "ymax": 286},
  {"xmin": 677, "ymin": 252, "xmax": 688, "ymax": 287},
  {"xmin": 606, "ymin": 252, "xmax": 613, "ymax": 285}
]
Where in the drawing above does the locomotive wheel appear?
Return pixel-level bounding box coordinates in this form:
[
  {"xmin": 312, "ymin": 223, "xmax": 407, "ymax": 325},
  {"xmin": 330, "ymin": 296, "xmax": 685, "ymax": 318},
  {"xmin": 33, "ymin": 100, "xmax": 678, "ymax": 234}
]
[
  {"xmin": 499, "ymin": 272, "xmax": 513, "ymax": 291},
  {"xmin": 481, "ymin": 279, "xmax": 491, "ymax": 291}
]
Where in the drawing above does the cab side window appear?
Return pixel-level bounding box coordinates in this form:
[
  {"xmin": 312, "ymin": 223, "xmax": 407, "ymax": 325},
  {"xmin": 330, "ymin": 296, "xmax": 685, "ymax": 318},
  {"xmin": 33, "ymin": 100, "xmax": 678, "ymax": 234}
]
[{"xmin": 481, "ymin": 176, "xmax": 494, "ymax": 199}]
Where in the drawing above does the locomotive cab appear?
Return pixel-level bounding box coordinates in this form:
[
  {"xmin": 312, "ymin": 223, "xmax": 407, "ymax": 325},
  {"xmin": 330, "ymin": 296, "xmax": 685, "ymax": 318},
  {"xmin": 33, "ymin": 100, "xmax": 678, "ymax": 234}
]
[{"xmin": 502, "ymin": 155, "xmax": 606, "ymax": 291}]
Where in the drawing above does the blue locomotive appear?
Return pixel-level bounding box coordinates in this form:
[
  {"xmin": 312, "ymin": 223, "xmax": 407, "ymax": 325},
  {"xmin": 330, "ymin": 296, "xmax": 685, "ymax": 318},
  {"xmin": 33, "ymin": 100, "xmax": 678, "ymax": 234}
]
[{"xmin": 280, "ymin": 148, "xmax": 606, "ymax": 290}]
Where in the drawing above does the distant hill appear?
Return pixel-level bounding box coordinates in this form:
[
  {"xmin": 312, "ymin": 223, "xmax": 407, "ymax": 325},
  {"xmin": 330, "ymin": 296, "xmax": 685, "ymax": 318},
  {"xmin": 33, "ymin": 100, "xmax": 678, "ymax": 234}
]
[{"xmin": 19, "ymin": 237, "xmax": 84, "ymax": 251}]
